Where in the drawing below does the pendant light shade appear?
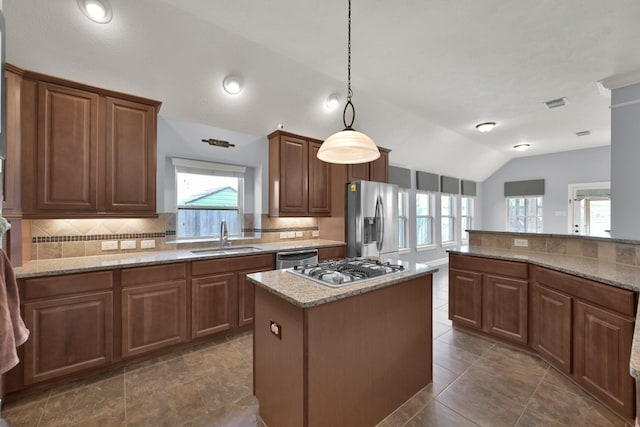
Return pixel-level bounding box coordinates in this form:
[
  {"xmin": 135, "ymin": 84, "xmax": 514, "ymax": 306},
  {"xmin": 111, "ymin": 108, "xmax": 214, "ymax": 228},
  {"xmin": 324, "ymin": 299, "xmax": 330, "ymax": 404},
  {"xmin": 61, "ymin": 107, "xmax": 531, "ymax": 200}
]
[
  {"xmin": 318, "ymin": 0, "xmax": 379, "ymax": 164},
  {"xmin": 317, "ymin": 129, "xmax": 380, "ymax": 164}
]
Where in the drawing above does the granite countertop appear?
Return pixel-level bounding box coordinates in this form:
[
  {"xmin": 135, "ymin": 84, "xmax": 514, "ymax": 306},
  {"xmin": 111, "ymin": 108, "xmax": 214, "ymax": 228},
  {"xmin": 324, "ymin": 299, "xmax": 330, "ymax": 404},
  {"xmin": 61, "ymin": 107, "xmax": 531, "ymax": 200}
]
[
  {"xmin": 247, "ymin": 258, "xmax": 438, "ymax": 308},
  {"xmin": 14, "ymin": 239, "xmax": 345, "ymax": 279},
  {"xmin": 449, "ymin": 246, "xmax": 640, "ymax": 381}
]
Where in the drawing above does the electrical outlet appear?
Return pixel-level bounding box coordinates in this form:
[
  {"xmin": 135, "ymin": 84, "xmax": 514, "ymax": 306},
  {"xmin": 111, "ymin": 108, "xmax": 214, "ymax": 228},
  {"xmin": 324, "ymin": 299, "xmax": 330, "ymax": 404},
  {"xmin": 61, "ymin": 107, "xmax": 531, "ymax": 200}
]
[
  {"xmin": 270, "ymin": 321, "xmax": 282, "ymax": 339},
  {"xmin": 279, "ymin": 232, "xmax": 288, "ymax": 239},
  {"xmin": 141, "ymin": 239, "xmax": 156, "ymax": 249},
  {"xmin": 120, "ymin": 240, "xmax": 136, "ymax": 250},
  {"xmin": 287, "ymin": 231, "xmax": 296, "ymax": 238},
  {"xmin": 295, "ymin": 231, "xmax": 303, "ymax": 238},
  {"xmin": 101, "ymin": 241, "xmax": 118, "ymax": 251},
  {"xmin": 312, "ymin": 230, "xmax": 320, "ymax": 238},
  {"xmin": 514, "ymin": 238, "xmax": 529, "ymax": 247}
]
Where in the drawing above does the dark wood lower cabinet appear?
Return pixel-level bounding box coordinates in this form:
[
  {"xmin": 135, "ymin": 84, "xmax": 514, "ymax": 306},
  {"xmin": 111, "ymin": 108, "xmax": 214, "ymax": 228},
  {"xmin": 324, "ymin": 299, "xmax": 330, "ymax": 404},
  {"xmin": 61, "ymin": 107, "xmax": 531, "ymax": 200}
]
[
  {"xmin": 192, "ymin": 273, "xmax": 236, "ymax": 338},
  {"xmin": 574, "ymin": 300, "xmax": 635, "ymax": 419},
  {"xmin": 484, "ymin": 274, "xmax": 528, "ymax": 344},
  {"xmin": 531, "ymin": 283, "xmax": 572, "ymax": 374},
  {"xmin": 121, "ymin": 280, "xmax": 187, "ymax": 358},
  {"xmin": 23, "ymin": 291, "xmax": 113, "ymax": 384},
  {"xmin": 449, "ymin": 268, "xmax": 483, "ymax": 329}
]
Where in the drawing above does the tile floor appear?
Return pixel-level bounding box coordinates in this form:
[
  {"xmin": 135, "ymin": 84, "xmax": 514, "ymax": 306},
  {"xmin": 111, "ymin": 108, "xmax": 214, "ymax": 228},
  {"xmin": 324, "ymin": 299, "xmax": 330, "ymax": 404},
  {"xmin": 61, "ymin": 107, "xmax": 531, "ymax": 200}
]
[{"xmin": 1, "ymin": 267, "xmax": 633, "ymax": 426}]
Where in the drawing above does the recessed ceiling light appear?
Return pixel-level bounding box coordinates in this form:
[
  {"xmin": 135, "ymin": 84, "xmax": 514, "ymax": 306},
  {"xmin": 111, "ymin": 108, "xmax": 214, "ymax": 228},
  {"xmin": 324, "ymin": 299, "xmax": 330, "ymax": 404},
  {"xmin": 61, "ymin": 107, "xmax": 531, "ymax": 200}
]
[
  {"xmin": 475, "ymin": 122, "xmax": 496, "ymax": 132},
  {"xmin": 223, "ymin": 75, "xmax": 243, "ymax": 95},
  {"xmin": 77, "ymin": 0, "xmax": 113, "ymax": 24},
  {"xmin": 325, "ymin": 93, "xmax": 340, "ymax": 109},
  {"xmin": 513, "ymin": 143, "xmax": 530, "ymax": 152}
]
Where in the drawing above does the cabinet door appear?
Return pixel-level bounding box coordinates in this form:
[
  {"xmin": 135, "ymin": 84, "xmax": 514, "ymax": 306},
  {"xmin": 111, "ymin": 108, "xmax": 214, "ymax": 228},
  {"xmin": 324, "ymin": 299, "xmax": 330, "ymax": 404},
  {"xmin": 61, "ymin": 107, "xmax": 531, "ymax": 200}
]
[
  {"xmin": 238, "ymin": 267, "xmax": 272, "ymax": 327},
  {"xmin": 347, "ymin": 162, "xmax": 369, "ymax": 182},
  {"xmin": 574, "ymin": 300, "xmax": 635, "ymax": 419},
  {"xmin": 317, "ymin": 245, "xmax": 347, "ymax": 263},
  {"xmin": 449, "ymin": 268, "xmax": 483, "ymax": 329},
  {"xmin": 121, "ymin": 281, "xmax": 187, "ymax": 358},
  {"xmin": 105, "ymin": 97, "xmax": 156, "ymax": 213},
  {"xmin": 23, "ymin": 291, "xmax": 113, "ymax": 384},
  {"xmin": 484, "ymin": 275, "xmax": 528, "ymax": 344},
  {"xmin": 531, "ymin": 284, "xmax": 572, "ymax": 374},
  {"xmin": 37, "ymin": 82, "xmax": 99, "ymax": 211},
  {"xmin": 279, "ymin": 136, "xmax": 308, "ymax": 214},
  {"xmin": 369, "ymin": 149, "xmax": 389, "ymax": 183},
  {"xmin": 307, "ymin": 141, "xmax": 331, "ymax": 215},
  {"xmin": 192, "ymin": 272, "xmax": 237, "ymax": 338}
]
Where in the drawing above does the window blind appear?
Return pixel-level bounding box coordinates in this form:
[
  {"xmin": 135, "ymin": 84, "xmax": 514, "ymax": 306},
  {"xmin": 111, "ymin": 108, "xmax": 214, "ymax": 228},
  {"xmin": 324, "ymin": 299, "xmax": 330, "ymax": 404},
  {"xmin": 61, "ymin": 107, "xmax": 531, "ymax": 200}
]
[
  {"xmin": 504, "ymin": 179, "xmax": 545, "ymax": 197},
  {"xmin": 441, "ymin": 176, "xmax": 460, "ymax": 195},
  {"xmin": 461, "ymin": 179, "xmax": 477, "ymax": 196},
  {"xmin": 416, "ymin": 171, "xmax": 439, "ymax": 192},
  {"xmin": 389, "ymin": 166, "xmax": 411, "ymax": 189}
]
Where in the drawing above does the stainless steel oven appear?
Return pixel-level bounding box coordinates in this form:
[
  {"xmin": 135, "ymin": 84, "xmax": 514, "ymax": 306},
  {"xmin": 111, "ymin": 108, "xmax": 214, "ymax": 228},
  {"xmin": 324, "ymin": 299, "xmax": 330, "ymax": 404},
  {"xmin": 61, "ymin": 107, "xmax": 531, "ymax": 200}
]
[{"xmin": 275, "ymin": 249, "xmax": 318, "ymax": 269}]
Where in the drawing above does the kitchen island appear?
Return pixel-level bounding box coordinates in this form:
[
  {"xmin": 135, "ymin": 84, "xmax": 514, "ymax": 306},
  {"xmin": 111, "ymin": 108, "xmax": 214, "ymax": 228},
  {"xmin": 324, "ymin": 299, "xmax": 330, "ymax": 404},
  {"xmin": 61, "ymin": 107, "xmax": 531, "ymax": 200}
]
[{"xmin": 248, "ymin": 259, "xmax": 437, "ymax": 427}]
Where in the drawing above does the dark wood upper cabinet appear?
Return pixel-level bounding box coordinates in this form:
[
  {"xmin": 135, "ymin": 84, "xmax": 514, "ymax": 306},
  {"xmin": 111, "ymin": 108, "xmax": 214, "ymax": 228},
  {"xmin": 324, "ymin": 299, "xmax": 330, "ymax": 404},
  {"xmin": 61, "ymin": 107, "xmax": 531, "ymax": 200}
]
[
  {"xmin": 268, "ymin": 130, "xmax": 330, "ymax": 217},
  {"xmin": 346, "ymin": 147, "xmax": 390, "ymax": 183},
  {"xmin": 15, "ymin": 65, "xmax": 161, "ymax": 218}
]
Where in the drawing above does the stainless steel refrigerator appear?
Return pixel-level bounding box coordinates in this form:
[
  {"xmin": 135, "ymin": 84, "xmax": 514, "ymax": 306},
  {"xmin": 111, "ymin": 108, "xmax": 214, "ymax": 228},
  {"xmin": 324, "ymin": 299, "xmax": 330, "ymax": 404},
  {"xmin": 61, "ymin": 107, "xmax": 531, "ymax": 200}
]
[{"xmin": 346, "ymin": 180, "xmax": 399, "ymax": 258}]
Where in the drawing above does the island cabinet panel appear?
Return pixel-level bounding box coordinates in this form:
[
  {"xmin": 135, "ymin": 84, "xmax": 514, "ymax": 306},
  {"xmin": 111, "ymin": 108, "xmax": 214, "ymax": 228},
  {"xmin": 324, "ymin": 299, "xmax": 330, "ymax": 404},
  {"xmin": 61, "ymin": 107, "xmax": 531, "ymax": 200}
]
[
  {"xmin": 254, "ymin": 286, "xmax": 305, "ymax": 427},
  {"xmin": 192, "ymin": 273, "xmax": 236, "ymax": 338},
  {"xmin": 317, "ymin": 245, "xmax": 347, "ymax": 262},
  {"xmin": 36, "ymin": 82, "xmax": 100, "ymax": 212},
  {"xmin": 484, "ymin": 274, "xmax": 528, "ymax": 344},
  {"xmin": 530, "ymin": 283, "xmax": 572, "ymax": 374},
  {"xmin": 573, "ymin": 300, "xmax": 635, "ymax": 419},
  {"xmin": 121, "ymin": 263, "xmax": 188, "ymax": 358},
  {"xmin": 104, "ymin": 97, "xmax": 156, "ymax": 213},
  {"xmin": 254, "ymin": 275, "xmax": 432, "ymax": 427},
  {"xmin": 23, "ymin": 291, "xmax": 113, "ymax": 384},
  {"xmin": 449, "ymin": 268, "xmax": 483, "ymax": 329}
]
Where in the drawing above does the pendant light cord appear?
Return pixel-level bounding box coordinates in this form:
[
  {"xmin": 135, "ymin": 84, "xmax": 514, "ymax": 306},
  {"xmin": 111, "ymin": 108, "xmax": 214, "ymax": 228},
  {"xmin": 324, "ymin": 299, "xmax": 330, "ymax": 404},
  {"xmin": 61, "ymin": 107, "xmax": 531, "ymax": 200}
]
[{"xmin": 343, "ymin": 0, "xmax": 356, "ymax": 129}]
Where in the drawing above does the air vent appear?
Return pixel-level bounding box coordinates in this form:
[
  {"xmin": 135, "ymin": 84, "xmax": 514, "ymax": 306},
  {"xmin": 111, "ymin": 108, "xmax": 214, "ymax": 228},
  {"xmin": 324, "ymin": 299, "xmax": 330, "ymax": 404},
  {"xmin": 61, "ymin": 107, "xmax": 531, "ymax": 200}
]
[
  {"xmin": 544, "ymin": 97, "xmax": 568, "ymax": 109},
  {"xmin": 576, "ymin": 130, "xmax": 591, "ymax": 137}
]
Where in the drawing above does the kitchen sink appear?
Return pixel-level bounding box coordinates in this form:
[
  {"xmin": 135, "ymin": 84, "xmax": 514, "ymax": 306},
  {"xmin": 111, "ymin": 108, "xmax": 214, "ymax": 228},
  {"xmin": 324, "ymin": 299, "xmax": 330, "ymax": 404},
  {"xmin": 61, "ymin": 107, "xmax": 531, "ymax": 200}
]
[{"xmin": 191, "ymin": 246, "xmax": 263, "ymax": 256}]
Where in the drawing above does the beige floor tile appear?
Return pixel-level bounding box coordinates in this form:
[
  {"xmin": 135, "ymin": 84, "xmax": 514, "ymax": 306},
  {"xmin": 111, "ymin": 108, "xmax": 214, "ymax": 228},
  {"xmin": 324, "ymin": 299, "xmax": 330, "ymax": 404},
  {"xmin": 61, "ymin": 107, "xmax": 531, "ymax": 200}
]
[
  {"xmin": 433, "ymin": 320, "xmax": 452, "ymax": 339},
  {"xmin": 436, "ymin": 329, "xmax": 495, "ymax": 357},
  {"xmin": 432, "ymin": 340, "xmax": 480, "ymax": 375},
  {"xmin": 405, "ymin": 400, "xmax": 479, "ymax": 426},
  {"xmin": 515, "ymin": 408, "xmax": 570, "ymax": 427},
  {"xmin": 1, "ymin": 390, "xmax": 49, "ymax": 427}
]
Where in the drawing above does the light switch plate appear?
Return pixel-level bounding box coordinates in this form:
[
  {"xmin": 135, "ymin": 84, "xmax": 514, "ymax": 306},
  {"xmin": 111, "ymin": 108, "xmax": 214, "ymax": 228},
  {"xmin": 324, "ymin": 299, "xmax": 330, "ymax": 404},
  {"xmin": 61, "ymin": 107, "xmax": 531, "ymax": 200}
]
[
  {"xmin": 101, "ymin": 241, "xmax": 118, "ymax": 251},
  {"xmin": 514, "ymin": 238, "xmax": 529, "ymax": 247},
  {"xmin": 312, "ymin": 230, "xmax": 320, "ymax": 238},
  {"xmin": 295, "ymin": 231, "xmax": 303, "ymax": 238},
  {"xmin": 120, "ymin": 240, "xmax": 136, "ymax": 250},
  {"xmin": 279, "ymin": 232, "xmax": 288, "ymax": 239},
  {"xmin": 141, "ymin": 239, "xmax": 156, "ymax": 249},
  {"xmin": 287, "ymin": 231, "xmax": 296, "ymax": 238}
]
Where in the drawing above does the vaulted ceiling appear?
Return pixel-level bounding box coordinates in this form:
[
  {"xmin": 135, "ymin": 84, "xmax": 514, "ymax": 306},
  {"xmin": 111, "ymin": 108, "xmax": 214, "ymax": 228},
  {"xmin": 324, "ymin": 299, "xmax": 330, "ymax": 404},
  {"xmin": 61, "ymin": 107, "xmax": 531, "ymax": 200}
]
[{"xmin": 5, "ymin": 0, "xmax": 640, "ymax": 181}]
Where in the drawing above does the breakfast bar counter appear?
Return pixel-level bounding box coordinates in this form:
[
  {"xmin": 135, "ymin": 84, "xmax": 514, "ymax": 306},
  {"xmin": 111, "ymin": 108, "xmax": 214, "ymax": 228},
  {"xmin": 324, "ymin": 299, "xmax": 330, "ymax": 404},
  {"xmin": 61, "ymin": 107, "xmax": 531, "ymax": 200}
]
[{"xmin": 248, "ymin": 259, "xmax": 438, "ymax": 427}]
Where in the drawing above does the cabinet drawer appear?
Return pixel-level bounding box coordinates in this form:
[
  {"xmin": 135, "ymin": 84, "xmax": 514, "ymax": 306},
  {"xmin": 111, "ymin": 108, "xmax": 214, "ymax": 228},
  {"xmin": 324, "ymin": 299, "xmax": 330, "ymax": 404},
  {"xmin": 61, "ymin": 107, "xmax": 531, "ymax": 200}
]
[
  {"xmin": 23, "ymin": 270, "xmax": 113, "ymax": 300},
  {"xmin": 121, "ymin": 262, "xmax": 186, "ymax": 287},
  {"xmin": 192, "ymin": 253, "xmax": 274, "ymax": 276},
  {"xmin": 532, "ymin": 266, "xmax": 636, "ymax": 316},
  {"xmin": 449, "ymin": 254, "xmax": 527, "ymax": 279}
]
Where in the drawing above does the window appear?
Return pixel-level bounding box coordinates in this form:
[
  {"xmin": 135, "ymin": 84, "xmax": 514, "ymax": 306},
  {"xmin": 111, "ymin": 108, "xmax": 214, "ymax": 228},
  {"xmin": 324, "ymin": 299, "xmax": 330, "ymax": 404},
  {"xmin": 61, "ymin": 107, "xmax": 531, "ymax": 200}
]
[
  {"xmin": 398, "ymin": 190, "xmax": 409, "ymax": 250},
  {"xmin": 441, "ymin": 194, "xmax": 457, "ymax": 243},
  {"xmin": 507, "ymin": 196, "xmax": 543, "ymax": 232},
  {"xmin": 416, "ymin": 192, "xmax": 434, "ymax": 246},
  {"xmin": 174, "ymin": 159, "xmax": 245, "ymax": 239},
  {"xmin": 460, "ymin": 196, "xmax": 474, "ymax": 241}
]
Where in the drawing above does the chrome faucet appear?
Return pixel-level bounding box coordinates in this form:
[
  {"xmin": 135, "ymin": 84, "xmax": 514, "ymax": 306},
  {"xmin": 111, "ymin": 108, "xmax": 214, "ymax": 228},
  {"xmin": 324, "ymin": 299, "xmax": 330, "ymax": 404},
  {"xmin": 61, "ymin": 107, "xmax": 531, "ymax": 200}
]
[{"xmin": 220, "ymin": 220, "xmax": 229, "ymax": 248}]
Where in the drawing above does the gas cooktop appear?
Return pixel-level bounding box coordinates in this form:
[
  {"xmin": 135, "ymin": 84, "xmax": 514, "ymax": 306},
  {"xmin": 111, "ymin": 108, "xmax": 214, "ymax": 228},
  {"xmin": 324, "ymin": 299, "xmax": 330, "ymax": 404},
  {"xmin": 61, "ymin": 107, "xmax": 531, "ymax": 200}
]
[{"xmin": 286, "ymin": 258, "xmax": 405, "ymax": 288}]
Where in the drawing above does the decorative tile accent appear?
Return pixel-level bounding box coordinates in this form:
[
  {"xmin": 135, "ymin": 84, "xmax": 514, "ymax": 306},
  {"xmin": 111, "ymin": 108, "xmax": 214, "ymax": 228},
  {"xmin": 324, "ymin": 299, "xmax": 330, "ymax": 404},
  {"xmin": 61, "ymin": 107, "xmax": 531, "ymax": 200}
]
[{"xmin": 33, "ymin": 232, "xmax": 166, "ymax": 244}]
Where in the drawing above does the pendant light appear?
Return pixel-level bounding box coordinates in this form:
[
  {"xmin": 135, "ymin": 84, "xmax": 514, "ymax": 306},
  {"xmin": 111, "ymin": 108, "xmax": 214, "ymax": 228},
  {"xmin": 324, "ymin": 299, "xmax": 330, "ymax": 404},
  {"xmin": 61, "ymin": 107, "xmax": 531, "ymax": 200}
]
[{"xmin": 317, "ymin": 0, "xmax": 380, "ymax": 164}]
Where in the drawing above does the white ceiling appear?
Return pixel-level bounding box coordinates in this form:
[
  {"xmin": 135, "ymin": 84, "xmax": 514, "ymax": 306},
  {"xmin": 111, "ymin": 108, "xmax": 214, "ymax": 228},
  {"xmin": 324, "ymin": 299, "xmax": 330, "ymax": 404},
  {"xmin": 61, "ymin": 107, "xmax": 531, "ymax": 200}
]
[{"xmin": 5, "ymin": 0, "xmax": 640, "ymax": 181}]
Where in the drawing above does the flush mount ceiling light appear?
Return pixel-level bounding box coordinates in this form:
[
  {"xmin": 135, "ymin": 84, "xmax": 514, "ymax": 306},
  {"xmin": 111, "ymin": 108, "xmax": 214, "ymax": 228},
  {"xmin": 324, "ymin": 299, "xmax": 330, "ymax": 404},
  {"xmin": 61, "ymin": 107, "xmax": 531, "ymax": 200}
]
[
  {"xmin": 325, "ymin": 93, "xmax": 340, "ymax": 109},
  {"xmin": 317, "ymin": 0, "xmax": 379, "ymax": 165},
  {"xmin": 513, "ymin": 143, "xmax": 531, "ymax": 152},
  {"xmin": 223, "ymin": 75, "xmax": 243, "ymax": 95},
  {"xmin": 475, "ymin": 122, "xmax": 496, "ymax": 133},
  {"xmin": 77, "ymin": 0, "xmax": 112, "ymax": 24},
  {"xmin": 544, "ymin": 97, "xmax": 568, "ymax": 109}
]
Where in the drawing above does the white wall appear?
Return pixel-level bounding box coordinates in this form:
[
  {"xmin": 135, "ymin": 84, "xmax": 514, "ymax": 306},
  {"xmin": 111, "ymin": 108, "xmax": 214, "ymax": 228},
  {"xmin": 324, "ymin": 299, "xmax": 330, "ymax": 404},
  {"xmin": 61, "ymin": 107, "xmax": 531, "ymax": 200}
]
[
  {"xmin": 157, "ymin": 116, "xmax": 268, "ymax": 214},
  {"xmin": 480, "ymin": 146, "xmax": 610, "ymax": 233},
  {"xmin": 610, "ymin": 82, "xmax": 640, "ymax": 239}
]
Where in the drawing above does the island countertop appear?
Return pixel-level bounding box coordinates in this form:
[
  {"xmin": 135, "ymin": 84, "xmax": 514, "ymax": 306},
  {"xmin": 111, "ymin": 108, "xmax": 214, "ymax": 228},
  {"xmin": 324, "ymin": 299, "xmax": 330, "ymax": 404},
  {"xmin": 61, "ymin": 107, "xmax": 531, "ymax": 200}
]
[
  {"xmin": 247, "ymin": 258, "xmax": 438, "ymax": 308},
  {"xmin": 449, "ymin": 246, "xmax": 640, "ymax": 381}
]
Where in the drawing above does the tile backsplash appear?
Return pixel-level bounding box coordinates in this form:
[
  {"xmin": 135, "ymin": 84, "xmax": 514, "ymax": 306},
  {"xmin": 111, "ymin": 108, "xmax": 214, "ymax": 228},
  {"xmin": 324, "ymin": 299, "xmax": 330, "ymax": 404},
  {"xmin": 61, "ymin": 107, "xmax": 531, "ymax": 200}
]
[{"xmin": 28, "ymin": 213, "xmax": 322, "ymax": 260}]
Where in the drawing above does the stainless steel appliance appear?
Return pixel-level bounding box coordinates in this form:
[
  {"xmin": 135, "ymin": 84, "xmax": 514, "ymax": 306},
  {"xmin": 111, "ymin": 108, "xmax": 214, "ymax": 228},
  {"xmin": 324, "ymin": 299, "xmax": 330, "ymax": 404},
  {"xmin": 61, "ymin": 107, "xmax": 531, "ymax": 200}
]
[
  {"xmin": 287, "ymin": 258, "xmax": 404, "ymax": 288},
  {"xmin": 346, "ymin": 180, "xmax": 399, "ymax": 259},
  {"xmin": 275, "ymin": 249, "xmax": 318, "ymax": 269}
]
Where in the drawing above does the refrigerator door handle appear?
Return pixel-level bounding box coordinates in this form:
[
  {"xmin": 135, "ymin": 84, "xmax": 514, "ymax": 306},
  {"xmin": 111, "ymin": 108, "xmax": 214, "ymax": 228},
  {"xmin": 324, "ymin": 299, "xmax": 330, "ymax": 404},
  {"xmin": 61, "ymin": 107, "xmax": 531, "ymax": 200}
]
[{"xmin": 375, "ymin": 196, "xmax": 384, "ymax": 254}]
